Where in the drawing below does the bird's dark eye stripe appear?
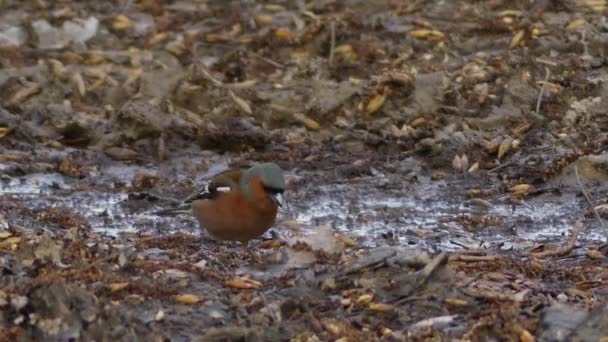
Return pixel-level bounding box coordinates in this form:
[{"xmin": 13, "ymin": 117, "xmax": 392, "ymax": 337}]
[{"xmin": 264, "ymin": 186, "xmax": 284, "ymax": 194}]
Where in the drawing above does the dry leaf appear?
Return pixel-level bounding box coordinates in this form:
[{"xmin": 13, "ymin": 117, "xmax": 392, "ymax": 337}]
[
  {"xmin": 255, "ymin": 15, "xmax": 273, "ymax": 25},
  {"xmin": 410, "ymin": 29, "xmax": 445, "ymax": 41},
  {"xmin": 460, "ymin": 154, "xmax": 469, "ymax": 172},
  {"xmin": 0, "ymin": 236, "xmax": 20, "ymax": 251},
  {"xmin": 513, "ymin": 122, "xmax": 531, "ymax": 135},
  {"xmin": 225, "ymin": 277, "xmax": 262, "ymax": 289},
  {"xmin": 334, "ymin": 44, "xmax": 358, "ymax": 62},
  {"xmin": 520, "ymin": 329, "xmax": 535, "ymax": 342},
  {"xmin": 48, "ymin": 59, "xmax": 66, "ymax": 79},
  {"xmin": 509, "ymin": 184, "xmax": 530, "ymax": 194},
  {"xmin": 368, "ymin": 303, "xmax": 393, "ymax": 312},
  {"xmin": 0, "ymin": 128, "xmax": 8, "ymax": 140},
  {"xmin": 498, "ymin": 137, "xmax": 513, "ymax": 159},
  {"xmin": 468, "ymin": 162, "xmax": 479, "ymax": 173},
  {"xmin": 380, "ymin": 327, "xmax": 393, "ymax": 338},
  {"xmin": 355, "ymin": 294, "xmax": 374, "ymax": 305},
  {"xmin": 294, "ymin": 113, "xmax": 320, "ymax": 130},
  {"xmin": 587, "ymin": 249, "xmax": 606, "ymax": 260},
  {"xmin": 335, "ymin": 233, "xmax": 356, "ymax": 247},
  {"xmin": 229, "ymin": 90, "xmax": 252, "ymax": 115},
  {"xmin": 366, "ymin": 94, "xmax": 386, "ymax": 113},
  {"xmin": 8, "ymin": 81, "xmax": 41, "ymax": 105},
  {"xmin": 5, "ymin": 237, "xmax": 21, "ymax": 244},
  {"xmin": 71, "ymin": 72, "xmax": 86, "ymax": 97},
  {"xmin": 467, "ymin": 189, "xmax": 482, "ymax": 198},
  {"xmin": 510, "ymin": 30, "xmax": 525, "ymax": 49},
  {"xmin": 452, "ymin": 154, "xmax": 463, "ymax": 171},
  {"xmin": 410, "ymin": 117, "xmax": 425, "ymax": 128},
  {"xmin": 566, "ymin": 19, "xmax": 588, "ymax": 31},
  {"xmin": 445, "ymin": 298, "xmax": 468, "ymax": 306},
  {"xmin": 274, "ymin": 27, "xmax": 293, "ymax": 42},
  {"xmin": 323, "ymin": 322, "xmax": 341, "ymax": 335},
  {"xmin": 147, "ymin": 32, "xmax": 168, "ymax": 46},
  {"xmin": 176, "ymin": 294, "xmax": 200, "ymax": 304},
  {"xmin": 257, "ymin": 240, "xmax": 283, "ymax": 249},
  {"xmin": 112, "ymin": 15, "xmax": 134, "ymax": 31},
  {"xmin": 108, "ymin": 282, "xmax": 129, "ymax": 292},
  {"xmin": 485, "ymin": 137, "xmax": 501, "ymax": 153},
  {"xmin": 511, "ymin": 139, "xmax": 520, "ymax": 149}
]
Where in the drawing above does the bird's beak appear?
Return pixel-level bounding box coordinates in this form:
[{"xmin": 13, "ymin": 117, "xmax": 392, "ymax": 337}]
[{"xmin": 272, "ymin": 192, "xmax": 285, "ymax": 207}]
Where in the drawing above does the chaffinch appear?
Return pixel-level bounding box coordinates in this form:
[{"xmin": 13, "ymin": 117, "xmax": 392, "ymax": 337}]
[{"xmin": 185, "ymin": 162, "xmax": 286, "ymax": 249}]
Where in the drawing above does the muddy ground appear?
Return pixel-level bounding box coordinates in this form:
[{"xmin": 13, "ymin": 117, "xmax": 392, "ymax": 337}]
[{"xmin": 2, "ymin": 0, "xmax": 608, "ymax": 341}]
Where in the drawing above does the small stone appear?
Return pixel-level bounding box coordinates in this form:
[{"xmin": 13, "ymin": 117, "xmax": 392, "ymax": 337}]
[{"xmin": 11, "ymin": 295, "xmax": 28, "ymax": 311}]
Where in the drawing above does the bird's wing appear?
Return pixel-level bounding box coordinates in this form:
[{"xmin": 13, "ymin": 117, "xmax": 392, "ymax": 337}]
[{"xmin": 183, "ymin": 170, "xmax": 242, "ymax": 203}]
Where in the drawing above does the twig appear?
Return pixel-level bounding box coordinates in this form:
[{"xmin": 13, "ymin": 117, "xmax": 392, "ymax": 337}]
[
  {"xmin": 328, "ymin": 21, "xmax": 336, "ymax": 66},
  {"xmin": 581, "ymin": 30, "xmax": 591, "ymax": 60},
  {"xmin": 530, "ymin": 221, "xmax": 583, "ymax": 258},
  {"xmin": 487, "ymin": 161, "xmax": 514, "ymax": 174},
  {"xmin": 535, "ymin": 57, "xmax": 558, "ymax": 67},
  {"xmin": 197, "ymin": 67, "xmax": 223, "ymax": 87},
  {"xmin": 410, "ymin": 315, "xmax": 457, "ymax": 331},
  {"xmin": 196, "ymin": 66, "xmax": 258, "ymax": 89},
  {"xmin": 535, "ymin": 67, "xmax": 551, "ymax": 115},
  {"xmin": 575, "ymin": 164, "xmax": 608, "ymax": 238},
  {"xmin": 449, "ymin": 239, "xmax": 472, "ymax": 249},
  {"xmin": 449, "ymin": 255, "xmax": 500, "ymax": 262},
  {"xmin": 197, "ymin": 66, "xmax": 254, "ymax": 113},
  {"xmin": 459, "ymin": 287, "xmax": 519, "ymax": 301},
  {"xmin": 249, "ymin": 51, "xmax": 285, "ymax": 69},
  {"xmin": 228, "ymin": 90, "xmax": 253, "ymax": 115}
]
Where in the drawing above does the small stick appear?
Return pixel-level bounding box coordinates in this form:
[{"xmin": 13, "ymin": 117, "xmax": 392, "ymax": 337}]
[
  {"xmin": 249, "ymin": 51, "xmax": 285, "ymax": 69},
  {"xmin": 328, "ymin": 21, "xmax": 336, "ymax": 66},
  {"xmin": 575, "ymin": 164, "xmax": 608, "ymax": 238},
  {"xmin": 535, "ymin": 67, "xmax": 551, "ymax": 115},
  {"xmin": 581, "ymin": 30, "xmax": 591, "ymax": 59},
  {"xmin": 530, "ymin": 221, "xmax": 583, "ymax": 258},
  {"xmin": 449, "ymin": 255, "xmax": 500, "ymax": 262},
  {"xmin": 487, "ymin": 161, "xmax": 514, "ymax": 173},
  {"xmin": 197, "ymin": 67, "xmax": 223, "ymax": 87},
  {"xmin": 535, "ymin": 57, "xmax": 558, "ymax": 67}
]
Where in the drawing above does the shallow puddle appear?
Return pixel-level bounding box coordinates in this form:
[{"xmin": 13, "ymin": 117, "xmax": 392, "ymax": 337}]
[
  {"xmin": 292, "ymin": 178, "xmax": 598, "ymax": 251},
  {"xmin": 1, "ymin": 167, "xmax": 600, "ymax": 251}
]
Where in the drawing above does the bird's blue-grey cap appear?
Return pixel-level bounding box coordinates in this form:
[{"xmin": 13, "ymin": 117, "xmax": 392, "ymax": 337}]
[{"xmin": 244, "ymin": 162, "xmax": 285, "ymax": 190}]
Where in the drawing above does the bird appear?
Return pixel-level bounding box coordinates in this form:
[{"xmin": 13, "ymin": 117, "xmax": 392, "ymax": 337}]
[{"xmin": 184, "ymin": 162, "xmax": 286, "ymax": 259}]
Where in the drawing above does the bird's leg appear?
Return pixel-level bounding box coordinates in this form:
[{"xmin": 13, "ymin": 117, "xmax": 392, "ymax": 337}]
[
  {"xmin": 198, "ymin": 235, "xmax": 229, "ymax": 271},
  {"xmin": 241, "ymin": 241, "xmax": 261, "ymax": 263}
]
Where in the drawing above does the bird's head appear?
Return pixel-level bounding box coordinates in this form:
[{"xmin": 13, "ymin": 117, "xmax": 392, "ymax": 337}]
[{"xmin": 242, "ymin": 162, "xmax": 286, "ymax": 206}]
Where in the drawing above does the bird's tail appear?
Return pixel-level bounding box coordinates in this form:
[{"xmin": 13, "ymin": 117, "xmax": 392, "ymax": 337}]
[{"xmin": 151, "ymin": 204, "xmax": 193, "ymax": 216}]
